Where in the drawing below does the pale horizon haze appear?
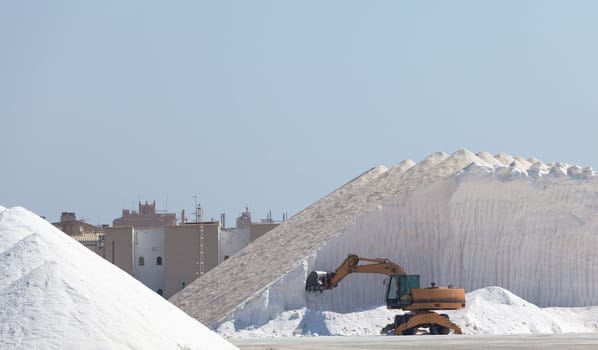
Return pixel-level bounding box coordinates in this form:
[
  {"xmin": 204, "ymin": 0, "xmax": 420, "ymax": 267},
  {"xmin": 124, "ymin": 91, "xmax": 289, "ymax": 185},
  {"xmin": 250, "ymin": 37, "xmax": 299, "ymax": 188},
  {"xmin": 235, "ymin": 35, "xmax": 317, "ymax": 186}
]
[{"xmin": 2, "ymin": 1, "xmax": 598, "ymax": 225}]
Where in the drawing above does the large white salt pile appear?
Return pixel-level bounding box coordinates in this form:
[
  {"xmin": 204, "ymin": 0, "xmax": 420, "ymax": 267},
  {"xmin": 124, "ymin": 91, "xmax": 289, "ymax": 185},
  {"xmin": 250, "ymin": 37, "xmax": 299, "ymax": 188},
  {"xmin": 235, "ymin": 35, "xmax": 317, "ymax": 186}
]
[
  {"xmin": 171, "ymin": 149, "xmax": 598, "ymax": 335},
  {"xmin": 0, "ymin": 206, "xmax": 237, "ymax": 350}
]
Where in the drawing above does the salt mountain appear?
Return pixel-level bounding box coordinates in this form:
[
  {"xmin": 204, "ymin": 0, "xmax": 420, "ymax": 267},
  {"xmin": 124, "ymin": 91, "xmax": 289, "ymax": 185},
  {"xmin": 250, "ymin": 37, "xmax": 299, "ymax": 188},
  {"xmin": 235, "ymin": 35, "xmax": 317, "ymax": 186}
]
[
  {"xmin": 0, "ymin": 206, "xmax": 237, "ymax": 350},
  {"xmin": 170, "ymin": 149, "xmax": 598, "ymax": 333}
]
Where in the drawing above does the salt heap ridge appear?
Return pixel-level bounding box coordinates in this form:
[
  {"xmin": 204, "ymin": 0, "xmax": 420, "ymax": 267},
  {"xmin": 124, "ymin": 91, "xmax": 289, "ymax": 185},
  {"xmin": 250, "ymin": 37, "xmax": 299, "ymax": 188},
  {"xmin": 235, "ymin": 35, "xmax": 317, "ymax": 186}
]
[
  {"xmin": 0, "ymin": 206, "xmax": 237, "ymax": 350},
  {"xmin": 170, "ymin": 149, "xmax": 598, "ymax": 333}
]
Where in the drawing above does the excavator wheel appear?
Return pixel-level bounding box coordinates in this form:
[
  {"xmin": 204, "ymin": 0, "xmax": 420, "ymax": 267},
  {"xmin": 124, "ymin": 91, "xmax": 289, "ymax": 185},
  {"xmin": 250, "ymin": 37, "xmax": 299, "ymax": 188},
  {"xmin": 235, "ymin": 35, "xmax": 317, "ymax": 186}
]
[
  {"xmin": 401, "ymin": 327, "xmax": 415, "ymax": 335},
  {"xmin": 430, "ymin": 314, "xmax": 451, "ymax": 335},
  {"xmin": 380, "ymin": 314, "xmax": 410, "ymax": 335},
  {"xmin": 429, "ymin": 325, "xmax": 450, "ymax": 335}
]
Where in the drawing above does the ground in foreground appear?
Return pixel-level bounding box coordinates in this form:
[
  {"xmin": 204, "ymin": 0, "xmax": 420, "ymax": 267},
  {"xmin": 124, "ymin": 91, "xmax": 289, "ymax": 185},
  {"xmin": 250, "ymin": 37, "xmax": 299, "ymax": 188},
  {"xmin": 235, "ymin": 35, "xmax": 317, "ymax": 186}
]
[{"xmin": 231, "ymin": 333, "xmax": 598, "ymax": 350}]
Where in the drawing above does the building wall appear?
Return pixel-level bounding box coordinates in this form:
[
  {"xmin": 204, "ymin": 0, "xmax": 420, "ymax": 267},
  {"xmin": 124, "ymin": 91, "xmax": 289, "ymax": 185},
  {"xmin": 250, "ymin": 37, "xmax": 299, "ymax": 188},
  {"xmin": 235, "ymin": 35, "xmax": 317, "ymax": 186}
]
[
  {"xmin": 113, "ymin": 201, "xmax": 176, "ymax": 228},
  {"xmin": 133, "ymin": 227, "xmax": 165, "ymax": 295},
  {"xmin": 53, "ymin": 215, "xmax": 103, "ymax": 236},
  {"xmin": 104, "ymin": 226, "xmax": 134, "ymax": 274},
  {"xmin": 219, "ymin": 227, "xmax": 250, "ymax": 263},
  {"xmin": 101, "ymin": 218, "xmax": 260, "ymax": 298},
  {"xmin": 71, "ymin": 233, "xmax": 105, "ymax": 257},
  {"xmin": 164, "ymin": 223, "xmax": 219, "ymax": 298},
  {"xmin": 250, "ymin": 222, "xmax": 279, "ymax": 242},
  {"xmin": 91, "ymin": 244, "xmax": 104, "ymax": 257}
]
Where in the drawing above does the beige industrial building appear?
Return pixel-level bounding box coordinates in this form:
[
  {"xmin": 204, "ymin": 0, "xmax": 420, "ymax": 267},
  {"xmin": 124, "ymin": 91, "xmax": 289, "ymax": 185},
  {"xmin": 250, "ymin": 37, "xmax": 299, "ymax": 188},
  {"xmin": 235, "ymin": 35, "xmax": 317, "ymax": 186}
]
[
  {"xmin": 129, "ymin": 220, "xmax": 280, "ymax": 298},
  {"xmin": 164, "ymin": 222, "xmax": 220, "ymax": 297},
  {"xmin": 55, "ymin": 204, "xmax": 281, "ymax": 298},
  {"xmin": 250, "ymin": 221, "xmax": 279, "ymax": 242},
  {"xmin": 103, "ymin": 222, "xmax": 231, "ymax": 298},
  {"xmin": 104, "ymin": 226, "xmax": 135, "ymax": 274},
  {"xmin": 53, "ymin": 212, "xmax": 106, "ymax": 256},
  {"xmin": 71, "ymin": 232, "xmax": 105, "ymax": 256},
  {"xmin": 53, "ymin": 212, "xmax": 104, "ymax": 236},
  {"xmin": 113, "ymin": 201, "xmax": 176, "ymax": 227}
]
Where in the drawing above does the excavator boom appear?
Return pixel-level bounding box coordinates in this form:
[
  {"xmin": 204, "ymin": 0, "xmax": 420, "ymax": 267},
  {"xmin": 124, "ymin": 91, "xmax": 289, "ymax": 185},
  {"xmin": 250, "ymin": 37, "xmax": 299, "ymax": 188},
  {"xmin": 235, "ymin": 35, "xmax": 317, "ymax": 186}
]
[{"xmin": 305, "ymin": 254, "xmax": 406, "ymax": 291}]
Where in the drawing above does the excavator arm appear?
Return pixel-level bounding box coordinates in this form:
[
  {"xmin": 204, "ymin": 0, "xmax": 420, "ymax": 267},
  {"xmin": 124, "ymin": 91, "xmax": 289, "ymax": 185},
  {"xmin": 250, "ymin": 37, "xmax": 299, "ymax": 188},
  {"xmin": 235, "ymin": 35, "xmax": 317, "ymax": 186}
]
[{"xmin": 305, "ymin": 254, "xmax": 406, "ymax": 291}]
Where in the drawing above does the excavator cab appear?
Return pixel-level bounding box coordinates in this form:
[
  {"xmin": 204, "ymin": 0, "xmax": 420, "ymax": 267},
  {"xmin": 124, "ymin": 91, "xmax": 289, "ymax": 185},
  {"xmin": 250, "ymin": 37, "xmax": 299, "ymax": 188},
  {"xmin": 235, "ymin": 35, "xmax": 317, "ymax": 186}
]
[{"xmin": 385, "ymin": 274, "xmax": 421, "ymax": 308}]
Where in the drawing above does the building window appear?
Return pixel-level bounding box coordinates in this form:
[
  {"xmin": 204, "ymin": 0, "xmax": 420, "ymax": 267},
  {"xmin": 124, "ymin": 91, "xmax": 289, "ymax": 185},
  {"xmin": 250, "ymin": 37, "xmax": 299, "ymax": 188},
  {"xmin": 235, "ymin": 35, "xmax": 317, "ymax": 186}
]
[
  {"xmin": 111, "ymin": 241, "xmax": 115, "ymax": 264},
  {"xmin": 138, "ymin": 256, "xmax": 145, "ymax": 266},
  {"xmin": 157, "ymin": 256, "xmax": 163, "ymax": 266}
]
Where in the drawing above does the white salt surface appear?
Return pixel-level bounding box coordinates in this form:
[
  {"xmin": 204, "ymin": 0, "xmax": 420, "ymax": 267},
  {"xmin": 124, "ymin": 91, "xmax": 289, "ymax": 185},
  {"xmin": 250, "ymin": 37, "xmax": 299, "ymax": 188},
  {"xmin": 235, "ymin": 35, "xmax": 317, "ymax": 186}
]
[
  {"xmin": 0, "ymin": 206, "xmax": 237, "ymax": 350},
  {"xmin": 216, "ymin": 286, "xmax": 598, "ymax": 338}
]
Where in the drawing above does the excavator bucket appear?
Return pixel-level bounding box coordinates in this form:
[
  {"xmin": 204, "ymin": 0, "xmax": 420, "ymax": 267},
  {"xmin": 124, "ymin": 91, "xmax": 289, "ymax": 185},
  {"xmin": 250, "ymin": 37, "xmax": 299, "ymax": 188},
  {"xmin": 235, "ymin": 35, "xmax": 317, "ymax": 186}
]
[{"xmin": 305, "ymin": 271, "xmax": 334, "ymax": 291}]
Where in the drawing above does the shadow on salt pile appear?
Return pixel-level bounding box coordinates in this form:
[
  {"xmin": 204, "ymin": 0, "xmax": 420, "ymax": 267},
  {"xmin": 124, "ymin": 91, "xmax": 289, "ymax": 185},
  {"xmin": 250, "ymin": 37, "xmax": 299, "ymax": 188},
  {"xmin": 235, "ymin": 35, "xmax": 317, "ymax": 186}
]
[{"xmin": 297, "ymin": 309, "xmax": 332, "ymax": 336}]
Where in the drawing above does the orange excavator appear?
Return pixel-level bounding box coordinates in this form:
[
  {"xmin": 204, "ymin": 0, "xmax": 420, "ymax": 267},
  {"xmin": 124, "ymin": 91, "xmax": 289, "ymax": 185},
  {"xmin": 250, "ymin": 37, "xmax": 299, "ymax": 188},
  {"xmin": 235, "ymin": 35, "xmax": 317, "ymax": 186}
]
[{"xmin": 305, "ymin": 254, "xmax": 465, "ymax": 335}]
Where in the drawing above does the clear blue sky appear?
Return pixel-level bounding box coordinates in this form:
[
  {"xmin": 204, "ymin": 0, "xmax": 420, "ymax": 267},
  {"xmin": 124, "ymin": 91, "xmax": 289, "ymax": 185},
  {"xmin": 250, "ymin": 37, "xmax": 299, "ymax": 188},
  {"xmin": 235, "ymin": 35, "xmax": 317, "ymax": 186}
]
[{"xmin": 2, "ymin": 1, "xmax": 598, "ymax": 225}]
